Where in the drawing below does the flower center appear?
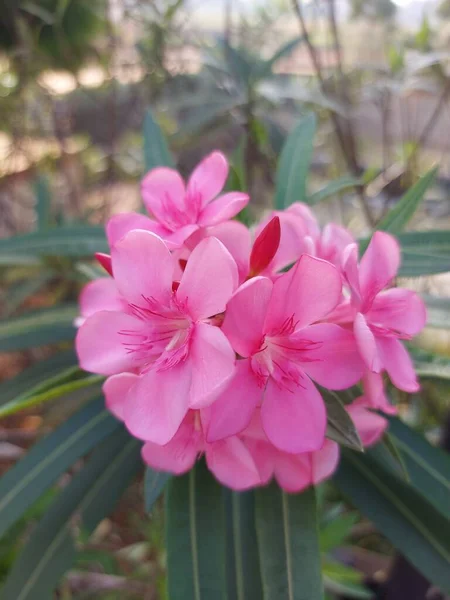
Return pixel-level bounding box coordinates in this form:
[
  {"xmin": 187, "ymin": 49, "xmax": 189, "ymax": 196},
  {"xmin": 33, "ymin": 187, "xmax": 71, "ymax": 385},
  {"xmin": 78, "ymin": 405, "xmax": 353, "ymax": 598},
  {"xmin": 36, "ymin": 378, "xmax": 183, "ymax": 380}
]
[{"xmin": 159, "ymin": 188, "xmax": 202, "ymax": 232}]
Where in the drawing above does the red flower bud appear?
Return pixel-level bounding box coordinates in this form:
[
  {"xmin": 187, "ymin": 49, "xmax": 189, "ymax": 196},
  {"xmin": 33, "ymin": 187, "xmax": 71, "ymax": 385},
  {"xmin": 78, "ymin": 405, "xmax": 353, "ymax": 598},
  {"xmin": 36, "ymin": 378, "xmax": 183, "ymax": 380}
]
[
  {"xmin": 95, "ymin": 252, "xmax": 113, "ymax": 276},
  {"xmin": 249, "ymin": 216, "xmax": 281, "ymax": 276}
]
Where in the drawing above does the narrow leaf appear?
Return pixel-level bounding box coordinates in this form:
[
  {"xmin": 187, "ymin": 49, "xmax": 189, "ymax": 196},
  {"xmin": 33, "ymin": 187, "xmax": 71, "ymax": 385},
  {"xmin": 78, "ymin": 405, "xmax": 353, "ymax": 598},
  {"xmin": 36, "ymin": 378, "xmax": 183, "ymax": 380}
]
[
  {"xmin": 334, "ymin": 450, "xmax": 450, "ymax": 593},
  {"xmin": 144, "ymin": 468, "xmax": 170, "ymax": 512},
  {"xmin": 410, "ymin": 346, "xmax": 450, "ymax": 380},
  {"xmin": 307, "ymin": 175, "xmax": 361, "ymax": 206},
  {"xmin": 34, "ymin": 174, "xmax": 52, "ymax": 230},
  {"xmin": 322, "ymin": 391, "xmax": 363, "ymax": 452},
  {"xmin": 143, "ymin": 109, "xmax": 174, "ymax": 171},
  {"xmin": 255, "ymin": 484, "xmax": 323, "ymax": 600},
  {"xmin": 0, "ymin": 430, "xmax": 141, "ymax": 600},
  {"xmin": 0, "ymin": 397, "xmax": 119, "ymax": 538},
  {"xmin": 396, "ymin": 230, "xmax": 450, "ymax": 277},
  {"xmin": 422, "ymin": 294, "xmax": 450, "ymax": 329},
  {"xmin": 377, "ymin": 167, "xmax": 437, "ymax": 233},
  {"xmin": 165, "ymin": 461, "xmax": 227, "ymax": 600},
  {"xmin": 256, "ymin": 37, "xmax": 304, "ymax": 81},
  {"xmin": 275, "ymin": 113, "xmax": 317, "ymax": 209}
]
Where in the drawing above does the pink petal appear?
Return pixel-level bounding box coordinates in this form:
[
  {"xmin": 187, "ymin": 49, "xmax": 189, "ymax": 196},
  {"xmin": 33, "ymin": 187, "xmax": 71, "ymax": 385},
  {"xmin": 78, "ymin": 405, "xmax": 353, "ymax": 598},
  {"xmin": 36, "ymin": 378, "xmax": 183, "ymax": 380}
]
[
  {"xmin": 342, "ymin": 244, "xmax": 362, "ymax": 305},
  {"xmin": 177, "ymin": 237, "xmax": 238, "ymax": 320},
  {"xmin": 367, "ymin": 288, "xmax": 427, "ymax": 337},
  {"xmin": 261, "ymin": 211, "xmax": 310, "ymax": 273},
  {"xmin": 361, "ymin": 371, "xmax": 397, "ymax": 415},
  {"xmin": 141, "ymin": 167, "xmax": 186, "ymax": 221},
  {"xmin": 244, "ymin": 438, "xmax": 275, "ymax": 485},
  {"xmin": 354, "ymin": 312, "xmax": 381, "ymax": 372},
  {"xmin": 186, "ymin": 151, "xmax": 228, "ymax": 209},
  {"xmin": 205, "ymin": 359, "xmax": 263, "ymax": 442},
  {"xmin": 273, "ymin": 452, "xmax": 312, "ymax": 493},
  {"xmin": 346, "ymin": 403, "xmax": 387, "ymax": 448},
  {"xmin": 311, "ymin": 440, "xmax": 340, "ymax": 484},
  {"xmin": 206, "ymin": 436, "xmax": 260, "ymax": 491},
  {"xmin": 123, "ymin": 363, "xmax": 192, "ymax": 444},
  {"xmin": 296, "ymin": 323, "xmax": 364, "ymax": 389},
  {"xmin": 222, "ymin": 276, "xmax": 273, "ymax": 357},
  {"xmin": 141, "ymin": 412, "xmax": 201, "ymax": 475},
  {"xmin": 205, "ymin": 221, "xmax": 251, "ymax": 282},
  {"xmin": 103, "ymin": 373, "xmax": 138, "ymax": 420},
  {"xmin": 377, "ymin": 336, "xmax": 419, "ymax": 393},
  {"xmin": 360, "ymin": 231, "xmax": 400, "ymax": 309},
  {"xmin": 319, "ymin": 224, "xmax": 355, "ymax": 267},
  {"xmin": 197, "ymin": 192, "xmax": 249, "ymax": 226},
  {"xmin": 261, "ymin": 375, "xmax": 326, "ymax": 453},
  {"xmin": 106, "ymin": 212, "xmax": 167, "ymax": 247},
  {"xmin": 79, "ymin": 278, "xmax": 124, "ymax": 318},
  {"xmin": 111, "ymin": 230, "xmax": 174, "ymax": 307},
  {"xmin": 250, "ymin": 217, "xmax": 281, "ymax": 276},
  {"xmin": 286, "ymin": 202, "xmax": 321, "ymax": 237},
  {"xmin": 264, "ymin": 254, "xmax": 342, "ymax": 333},
  {"xmin": 76, "ymin": 311, "xmax": 144, "ymax": 375},
  {"xmin": 166, "ymin": 224, "xmax": 199, "ymax": 247},
  {"xmin": 95, "ymin": 253, "xmax": 113, "ymax": 276},
  {"xmin": 188, "ymin": 323, "xmax": 236, "ymax": 409}
]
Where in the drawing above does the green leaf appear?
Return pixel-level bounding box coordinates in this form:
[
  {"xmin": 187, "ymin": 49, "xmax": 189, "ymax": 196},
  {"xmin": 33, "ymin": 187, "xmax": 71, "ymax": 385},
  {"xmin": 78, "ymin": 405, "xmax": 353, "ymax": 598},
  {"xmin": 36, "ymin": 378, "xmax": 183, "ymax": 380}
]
[
  {"xmin": 376, "ymin": 433, "xmax": 410, "ymax": 482},
  {"xmin": 255, "ymin": 484, "xmax": 324, "ymax": 600},
  {"xmin": 34, "ymin": 174, "xmax": 52, "ymax": 230},
  {"xmin": 0, "ymin": 227, "xmax": 108, "ymax": 263},
  {"xmin": 307, "ymin": 175, "xmax": 361, "ymax": 206},
  {"xmin": 0, "ymin": 397, "xmax": 119, "ymax": 539},
  {"xmin": 319, "ymin": 513, "xmax": 358, "ymax": 553},
  {"xmin": 0, "ymin": 350, "xmax": 77, "ymax": 406},
  {"xmin": 275, "ymin": 113, "xmax": 317, "ymax": 210},
  {"xmin": 4, "ymin": 270, "xmax": 54, "ymax": 317},
  {"xmin": 396, "ymin": 230, "xmax": 450, "ymax": 277},
  {"xmin": 220, "ymin": 40, "xmax": 252, "ymax": 87},
  {"xmin": 323, "ymin": 576, "xmax": 373, "ymax": 600},
  {"xmin": 322, "ymin": 391, "xmax": 363, "ymax": 452},
  {"xmin": 322, "ymin": 559, "xmax": 363, "ymax": 584},
  {"xmin": 334, "ymin": 450, "xmax": 450, "ymax": 593},
  {"xmin": 422, "ymin": 294, "xmax": 450, "ymax": 329},
  {"xmin": 0, "ymin": 430, "xmax": 141, "ymax": 600},
  {"xmin": 387, "ymin": 417, "xmax": 450, "ymax": 518},
  {"xmin": 143, "ymin": 109, "xmax": 174, "ymax": 171},
  {"xmin": 165, "ymin": 460, "xmax": 227, "ymax": 600},
  {"xmin": 144, "ymin": 469, "xmax": 170, "ymax": 512},
  {"xmin": 410, "ymin": 346, "xmax": 450, "ymax": 380},
  {"xmin": 256, "ymin": 37, "xmax": 304, "ymax": 81},
  {"xmin": 224, "ymin": 491, "xmax": 263, "ymax": 600},
  {"xmin": 0, "ymin": 304, "xmax": 77, "ymax": 351},
  {"xmin": 0, "ymin": 373, "xmax": 103, "ymax": 418},
  {"xmin": 377, "ymin": 167, "xmax": 437, "ymax": 233}
]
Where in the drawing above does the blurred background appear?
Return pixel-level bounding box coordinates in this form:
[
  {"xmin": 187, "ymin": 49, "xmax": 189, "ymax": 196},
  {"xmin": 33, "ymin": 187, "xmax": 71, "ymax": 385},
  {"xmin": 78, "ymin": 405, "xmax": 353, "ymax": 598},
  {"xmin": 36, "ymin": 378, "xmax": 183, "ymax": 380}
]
[{"xmin": 0, "ymin": 1, "xmax": 450, "ymax": 598}]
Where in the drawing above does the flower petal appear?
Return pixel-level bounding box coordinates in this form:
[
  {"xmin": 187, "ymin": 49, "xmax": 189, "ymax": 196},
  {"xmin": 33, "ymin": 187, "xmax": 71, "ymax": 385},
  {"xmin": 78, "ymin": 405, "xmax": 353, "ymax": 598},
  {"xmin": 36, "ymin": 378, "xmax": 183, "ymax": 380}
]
[
  {"xmin": 141, "ymin": 412, "xmax": 201, "ymax": 475},
  {"xmin": 311, "ymin": 440, "xmax": 340, "ymax": 484},
  {"xmin": 261, "ymin": 375, "xmax": 326, "ymax": 453},
  {"xmin": 354, "ymin": 312, "xmax": 381, "ymax": 372},
  {"xmin": 186, "ymin": 151, "xmax": 228, "ymax": 208},
  {"xmin": 141, "ymin": 167, "xmax": 186, "ymax": 220},
  {"xmin": 367, "ymin": 288, "xmax": 427, "ymax": 337},
  {"xmin": 361, "ymin": 371, "xmax": 397, "ymax": 415},
  {"xmin": 206, "ymin": 436, "xmax": 260, "ymax": 491},
  {"xmin": 103, "ymin": 373, "xmax": 138, "ymax": 420},
  {"xmin": 296, "ymin": 323, "xmax": 364, "ymax": 389},
  {"xmin": 205, "ymin": 359, "xmax": 263, "ymax": 442},
  {"xmin": 188, "ymin": 323, "xmax": 236, "ymax": 409},
  {"xmin": 359, "ymin": 231, "xmax": 400, "ymax": 309},
  {"xmin": 264, "ymin": 254, "xmax": 342, "ymax": 333},
  {"xmin": 177, "ymin": 237, "xmax": 238, "ymax": 320},
  {"xmin": 205, "ymin": 221, "xmax": 251, "ymax": 282},
  {"xmin": 111, "ymin": 230, "xmax": 174, "ymax": 307},
  {"xmin": 106, "ymin": 212, "xmax": 167, "ymax": 247},
  {"xmin": 222, "ymin": 276, "xmax": 273, "ymax": 357},
  {"xmin": 342, "ymin": 244, "xmax": 361, "ymax": 305},
  {"xmin": 346, "ymin": 403, "xmax": 387, "ymax": 448},
  {"xmin": 79, "ymin": 278, "xmax": 124, "ymax": 319},
  {"xmin": 319, "ymin": 224, "xmax": 355, "ymax": 267},
  {"xmin": 377, "ymin": 336, "xmax": 419, "ymax": 393},
  {"xmin": 198, "ymin": 192, "xmax": 249, "ymax": 226},
  {"xmin": 76, "ymin": 311, "xmax": 144, "ymax": 375},
  {"xmin": 273, "ymin": 453, "xmax": 311, "ymax": 493},
  {"xmin": 123, "ymin": 363, "xmax": 192, "ymax": 444},
  {"xmin": 259, "ymin": 211, "xmax": 309, "ymax": 274}
]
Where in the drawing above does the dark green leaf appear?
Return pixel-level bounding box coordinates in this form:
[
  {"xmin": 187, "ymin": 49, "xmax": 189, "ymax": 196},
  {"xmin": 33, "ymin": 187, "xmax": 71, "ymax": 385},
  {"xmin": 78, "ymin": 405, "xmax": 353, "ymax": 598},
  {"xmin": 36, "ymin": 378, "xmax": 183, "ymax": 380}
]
[
  {"xmin": 422, "ymin": 294, "xmax": 450, "ymax": 329},
  {"xmin": 377, "ymin": 167, "xmax": 437, "ymax": 233},
  {"xmin": 220, "ymin": 40, "xmax": 252, "ymax": 87},
  {"xmin": 224, "ymin": 491, "xmax": 263, "ymax": 600},
  {"xmin": 255, "ymin": 484, "xmax": 323, "ymax": 600},
  {"xmin": 0, "ymin": 227, "xmax": 108, "ymax": 262},
  {"xmin": 144, "ymin": 468, "xmax": 170, "ymax": 512},
  {"xmin": 256, "ymin": 37, "xmax": 304, "ymax": 81},
  {"xmin": 0, "ymin": 430, "xmax": 141, "ymax": 600},
  {"xmin": 0, "ymin": 304, "xmax": 77, "ymax": 351},
  {"xmin": 143, "ymin": 109, "xmax": 174, "ymax": 171},
  {"xmin": 319, "ymin": 513, "xmax": 358, "ymax": 553},
  {"xmin": 322, "ymin": 391, "xmax": 363, "ymax": 452},
  {"xmin": 334, "ymin": 450, "xmax": 450, "ymax": 593},
  {"xmin": 376, "ymin": 433, "xmax": 410, "ymax": 482},
  {"xmin": 0, "ymin": 397, "xmax": 119, "ymax": 538},
  {"xmin": 387, "ymin": 417, "xmax": 450, "ymax": 518},
  {"xmin": 396, "ymin": 230, "xmax": 450, "ymax": 277},
  {"xmin": 307, "ymin": 175, "xmax": 361, "ymax": 206},
  {"xmin": 165, "ymin": 461, "xmax": 227, "ymax": 600},
  {"xmin": 323, "ymin": 576, "xmax": 373, "ymax": 600},
  {"xmin": 275, "ymin": 113, "xmax": 317, "ymax": 209},
  {"xmin": 34, "ymin": 174, "xmax": 52, "ymax": 230},
  {"xmin": 4, "ymin": 270, "xmax": 54, "ymax": 317},
  {"xmin": 410, "ymin": 346, "xmax": 450, "ymax": 380}
]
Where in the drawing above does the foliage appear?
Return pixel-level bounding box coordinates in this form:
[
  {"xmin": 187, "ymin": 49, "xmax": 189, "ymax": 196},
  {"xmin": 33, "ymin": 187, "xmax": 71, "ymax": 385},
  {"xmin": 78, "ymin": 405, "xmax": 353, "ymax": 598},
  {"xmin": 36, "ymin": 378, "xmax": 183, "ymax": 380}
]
[{"xmin": 350, "ymin": 0, "xmax": 397, "ymax": 21}]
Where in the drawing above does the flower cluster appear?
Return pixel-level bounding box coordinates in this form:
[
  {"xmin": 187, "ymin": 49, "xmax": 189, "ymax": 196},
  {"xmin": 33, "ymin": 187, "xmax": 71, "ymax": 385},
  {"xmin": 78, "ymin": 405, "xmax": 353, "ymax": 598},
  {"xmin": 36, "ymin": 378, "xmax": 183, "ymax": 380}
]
[{"xmin": 76, "ymin": 151, "xmax": 426, "ymax": 492}]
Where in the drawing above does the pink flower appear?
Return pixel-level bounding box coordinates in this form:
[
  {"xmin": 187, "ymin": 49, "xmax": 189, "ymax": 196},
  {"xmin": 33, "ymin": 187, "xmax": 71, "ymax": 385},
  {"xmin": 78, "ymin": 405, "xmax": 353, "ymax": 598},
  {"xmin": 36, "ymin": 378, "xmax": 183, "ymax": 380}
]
[
  {"xmin": 76, "ymin": 231, "xmax": 238, "ymax": 445},
  {"xmin": 106, "ymin": 152, "xmax": 249, "ymax": 249},
  {"xmin": 330, "ymin": 231, "xmax": 426, "ymax": 409},
  {"xmin": 206, "ymin": 255, "xmax": 364, "ymax": 454}
]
